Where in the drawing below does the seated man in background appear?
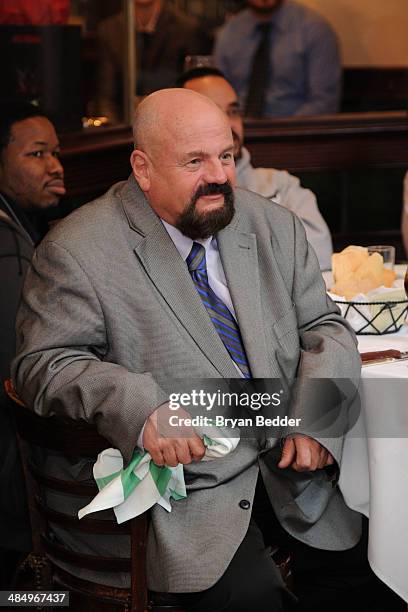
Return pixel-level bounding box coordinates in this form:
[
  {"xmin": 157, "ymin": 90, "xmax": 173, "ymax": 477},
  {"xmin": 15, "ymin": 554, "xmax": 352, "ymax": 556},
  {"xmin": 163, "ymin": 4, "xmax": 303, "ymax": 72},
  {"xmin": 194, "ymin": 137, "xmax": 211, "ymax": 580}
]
[
  {"xmin": 96, "ymin": 0, "xmax": 211, "ymax": 121},
  {"xmin": 0, "ymin": 101, "xmax": 65, "ymax": 587},
  {"xmin": 214, "ymin": 0, "xmax": 341, "ymax": 118},
  {"xmin": 13, "ymin": 89, "xmax": 403, "ymax": 611},
  {"xmin": 176, "ymin": 66, "xmax": 333, "ymax": 270}
]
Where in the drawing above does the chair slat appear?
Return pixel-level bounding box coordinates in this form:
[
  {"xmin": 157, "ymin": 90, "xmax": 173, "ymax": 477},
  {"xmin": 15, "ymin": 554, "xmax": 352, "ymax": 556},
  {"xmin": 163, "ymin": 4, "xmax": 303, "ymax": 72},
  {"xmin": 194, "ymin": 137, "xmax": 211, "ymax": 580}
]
[{"xmin": 35, "ymin": 496, "xmax": 131, "ymax": 535}]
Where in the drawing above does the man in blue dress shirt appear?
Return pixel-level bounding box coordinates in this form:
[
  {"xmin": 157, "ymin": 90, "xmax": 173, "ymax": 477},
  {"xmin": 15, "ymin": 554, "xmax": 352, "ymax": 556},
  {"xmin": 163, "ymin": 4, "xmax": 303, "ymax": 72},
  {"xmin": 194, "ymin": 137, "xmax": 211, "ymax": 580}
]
[{"xmin": 214, "ymin": 0, "xmax": 341, "ymax": 118}]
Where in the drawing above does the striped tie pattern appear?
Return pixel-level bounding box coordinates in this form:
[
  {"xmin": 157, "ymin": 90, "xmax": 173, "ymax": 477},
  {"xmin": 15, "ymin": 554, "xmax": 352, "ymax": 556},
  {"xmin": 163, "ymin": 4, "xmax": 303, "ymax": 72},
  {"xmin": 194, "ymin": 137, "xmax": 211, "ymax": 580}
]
[{"xmin": 186, "ymin": 242, "xmax": 251, "ymax": 378}]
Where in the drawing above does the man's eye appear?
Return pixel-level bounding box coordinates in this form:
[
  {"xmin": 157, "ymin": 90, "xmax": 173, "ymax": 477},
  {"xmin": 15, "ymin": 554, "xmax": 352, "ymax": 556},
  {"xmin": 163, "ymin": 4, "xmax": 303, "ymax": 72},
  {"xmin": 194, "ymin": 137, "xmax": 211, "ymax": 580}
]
[
  {"xmin": 187, "ymin": 158, "xmax": 201, "ymax": 167},
  {"xmin": 28, "ymin": 150, "xmax": 44, "ymax": 158},
  {"xmin": 221, "ymin": 152, "xmax": 233, "ymax": 161},
  {"xmin": 52, "ymin": 150, "xmax": 61, "ymax": 158}
]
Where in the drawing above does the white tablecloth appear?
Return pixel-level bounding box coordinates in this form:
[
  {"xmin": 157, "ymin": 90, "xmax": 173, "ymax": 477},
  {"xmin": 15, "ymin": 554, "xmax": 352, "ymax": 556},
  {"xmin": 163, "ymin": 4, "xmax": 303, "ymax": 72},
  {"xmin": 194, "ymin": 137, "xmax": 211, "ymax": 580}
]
[{"xmin": 339, "ymin": 325, "xmax": 408, "ymax": 602}]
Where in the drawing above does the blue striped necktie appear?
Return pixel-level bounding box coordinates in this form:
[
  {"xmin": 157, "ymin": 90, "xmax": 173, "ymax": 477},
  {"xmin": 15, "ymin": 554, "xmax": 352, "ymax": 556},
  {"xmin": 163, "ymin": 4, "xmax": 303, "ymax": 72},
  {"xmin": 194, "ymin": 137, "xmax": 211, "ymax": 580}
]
[{"xmin": 186, "ymin": 242, "xmax": 251, "ymax": 378}]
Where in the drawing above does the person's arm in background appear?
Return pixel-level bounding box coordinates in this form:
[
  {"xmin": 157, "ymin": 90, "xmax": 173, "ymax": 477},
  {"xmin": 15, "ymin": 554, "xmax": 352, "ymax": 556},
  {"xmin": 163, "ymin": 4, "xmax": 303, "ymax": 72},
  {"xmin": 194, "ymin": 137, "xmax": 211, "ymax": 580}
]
[
  {"xmin": 294, "ymin": 18, "xmax": 342, "ymax": 116},
  {"xmin": 401, "ymin": 171, "xmax": 408, "ymax": 258}
]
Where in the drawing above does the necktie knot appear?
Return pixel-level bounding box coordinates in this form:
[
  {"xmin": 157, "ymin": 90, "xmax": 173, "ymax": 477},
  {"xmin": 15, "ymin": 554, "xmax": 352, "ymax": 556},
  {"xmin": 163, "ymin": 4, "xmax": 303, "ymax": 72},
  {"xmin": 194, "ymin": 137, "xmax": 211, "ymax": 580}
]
[{"xmin": 186, "ymin": 242, "xmax": 206, "ymax": 272}]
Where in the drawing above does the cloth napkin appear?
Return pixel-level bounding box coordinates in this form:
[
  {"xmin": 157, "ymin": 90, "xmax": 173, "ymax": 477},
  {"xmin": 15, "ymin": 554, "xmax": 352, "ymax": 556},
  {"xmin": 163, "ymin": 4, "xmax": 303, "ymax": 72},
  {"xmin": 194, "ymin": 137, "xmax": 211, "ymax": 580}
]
[{"xmin": 78, "ymin": 426, "xmax": 239, "ymax": 524}]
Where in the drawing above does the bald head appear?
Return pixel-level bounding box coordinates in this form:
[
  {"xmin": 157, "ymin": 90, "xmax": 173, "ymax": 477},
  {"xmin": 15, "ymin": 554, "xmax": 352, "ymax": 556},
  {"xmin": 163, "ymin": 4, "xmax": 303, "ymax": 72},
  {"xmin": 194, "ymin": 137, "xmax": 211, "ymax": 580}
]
[
  {"xmin": 130, "ymin": 88, "xmax": 236, "ymax": 237},
  {"xmin": 132, "ymin": 88, "xmax": 230, "ymax": 153}
]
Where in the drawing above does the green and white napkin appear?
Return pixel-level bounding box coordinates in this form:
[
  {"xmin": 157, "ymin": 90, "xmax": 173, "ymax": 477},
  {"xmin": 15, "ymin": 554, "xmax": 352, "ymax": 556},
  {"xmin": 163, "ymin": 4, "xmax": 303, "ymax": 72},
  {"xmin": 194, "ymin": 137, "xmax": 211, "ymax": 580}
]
[{"xmin": 78, "ymin": 426, "xmax": 239, "ymax": 524}]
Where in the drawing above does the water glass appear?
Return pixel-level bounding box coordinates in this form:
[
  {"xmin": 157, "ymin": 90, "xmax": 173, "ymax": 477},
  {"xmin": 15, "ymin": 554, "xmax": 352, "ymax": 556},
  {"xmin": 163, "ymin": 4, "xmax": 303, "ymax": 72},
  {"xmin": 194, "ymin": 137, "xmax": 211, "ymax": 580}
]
[{"xmin": 367, "ymin": 245, "xmax": 395, "ymax": 269}]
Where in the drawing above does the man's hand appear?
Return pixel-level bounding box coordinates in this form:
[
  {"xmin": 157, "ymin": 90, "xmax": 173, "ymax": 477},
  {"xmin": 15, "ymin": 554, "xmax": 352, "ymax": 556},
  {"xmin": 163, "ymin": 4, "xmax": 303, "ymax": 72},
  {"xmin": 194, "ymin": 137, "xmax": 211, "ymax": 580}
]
[
  {"xmin": 278, "ymin": 435, "xmax": 334, "ymax": 471},
  {"xmin": 142, "ymin": 403, "xmax": 206, "ymax": 467}
]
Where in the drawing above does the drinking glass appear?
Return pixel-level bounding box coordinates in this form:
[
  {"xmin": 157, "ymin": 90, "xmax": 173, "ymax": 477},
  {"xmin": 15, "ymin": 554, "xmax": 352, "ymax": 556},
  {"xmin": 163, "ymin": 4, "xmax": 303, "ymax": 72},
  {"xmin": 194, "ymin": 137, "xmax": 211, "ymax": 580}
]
[
  {"xmin": 367, "ymin": 245, "xmax": 395, "ymax": 269},
  {"xmin": 183, "ymin": 55, "xmax": 215, "ymax": 71}
]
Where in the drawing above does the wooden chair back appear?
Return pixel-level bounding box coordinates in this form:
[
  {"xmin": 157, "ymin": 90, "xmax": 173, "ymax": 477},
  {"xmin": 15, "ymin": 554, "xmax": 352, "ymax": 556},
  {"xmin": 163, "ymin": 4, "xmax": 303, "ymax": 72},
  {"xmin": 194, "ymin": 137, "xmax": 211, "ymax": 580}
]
[{"xmin": 4, "ymin": 380, "xmax": 156, "ymax": 612}]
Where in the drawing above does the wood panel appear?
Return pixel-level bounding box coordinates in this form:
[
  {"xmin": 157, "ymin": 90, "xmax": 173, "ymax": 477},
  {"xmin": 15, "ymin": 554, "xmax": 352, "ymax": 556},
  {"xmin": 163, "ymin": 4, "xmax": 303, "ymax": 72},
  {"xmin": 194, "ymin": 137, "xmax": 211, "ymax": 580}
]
[
  {"xmin": 244, "ymin": 111, "xmax": 408, "ymax": 172},
  {"xmin": 342, "ymin": 68, "xmax": 408, "ymax": 112},
  {"xmin": 60, "ymin": 125, "xmax": 133, "ymax": 198}
]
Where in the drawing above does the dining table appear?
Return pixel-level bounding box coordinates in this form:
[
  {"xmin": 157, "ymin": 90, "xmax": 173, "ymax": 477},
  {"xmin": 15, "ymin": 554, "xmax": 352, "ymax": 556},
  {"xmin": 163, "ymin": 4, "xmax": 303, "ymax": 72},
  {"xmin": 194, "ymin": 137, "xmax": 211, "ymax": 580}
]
[{"xmin": 324, "ymin": 266, "xmax": 408, "ymax": 603}]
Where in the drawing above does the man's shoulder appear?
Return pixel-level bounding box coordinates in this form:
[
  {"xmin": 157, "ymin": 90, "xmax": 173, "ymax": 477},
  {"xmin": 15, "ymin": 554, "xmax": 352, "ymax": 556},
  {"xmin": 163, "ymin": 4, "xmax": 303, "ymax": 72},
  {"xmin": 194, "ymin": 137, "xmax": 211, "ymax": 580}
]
[
  {"xmin": 285, "ymin": 0, "xmax": 335, "ymax": 31},
  {"xmin": 238, "ymin": 160, "xmax": 296, "ymax": 199},
  {"xmin": 236, "ymin": 152, "xmax": 301, "ymax": 201},
  {"xmin": 217, "ymin": 8, "xmax": 253, "ymax": 37},
  {"xmin": 252, "ymin": 166, "xmax": 300, "ymax": 193},
  {"xmin": 42, "ymin": 181, "xmax": 127, "ymax": 250},
  {"xmin": 0, "ymin": 211, "xmax": 34, "ymax": 255}
]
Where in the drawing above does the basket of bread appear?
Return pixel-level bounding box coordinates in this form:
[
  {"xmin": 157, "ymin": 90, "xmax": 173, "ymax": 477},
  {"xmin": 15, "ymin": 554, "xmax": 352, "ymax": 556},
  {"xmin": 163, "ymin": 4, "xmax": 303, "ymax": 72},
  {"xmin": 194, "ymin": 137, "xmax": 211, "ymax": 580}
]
[{"xmin": 328, "ymin": 246, "xmax": 408, "ymax": 334}]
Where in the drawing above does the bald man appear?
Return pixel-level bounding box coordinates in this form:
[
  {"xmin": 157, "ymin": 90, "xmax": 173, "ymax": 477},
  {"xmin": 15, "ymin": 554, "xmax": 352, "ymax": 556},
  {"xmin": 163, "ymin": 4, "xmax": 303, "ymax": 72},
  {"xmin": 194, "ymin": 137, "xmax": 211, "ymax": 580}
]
[{"xmin": 12, "ymin": 90, "xmax": 400, "ymax": 611}]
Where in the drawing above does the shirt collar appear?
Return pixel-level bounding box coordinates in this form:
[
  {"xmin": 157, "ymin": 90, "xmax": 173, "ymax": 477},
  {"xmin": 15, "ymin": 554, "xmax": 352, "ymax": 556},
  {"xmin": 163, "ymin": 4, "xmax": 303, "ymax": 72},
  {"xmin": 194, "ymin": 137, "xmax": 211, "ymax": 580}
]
[
  {"xmin": 246, "ymin": 1, "xmax": 287, "ymax": 32},
  {"xmin": 161, "ymin": 219, "xmax": 213, "ymax": 261}
]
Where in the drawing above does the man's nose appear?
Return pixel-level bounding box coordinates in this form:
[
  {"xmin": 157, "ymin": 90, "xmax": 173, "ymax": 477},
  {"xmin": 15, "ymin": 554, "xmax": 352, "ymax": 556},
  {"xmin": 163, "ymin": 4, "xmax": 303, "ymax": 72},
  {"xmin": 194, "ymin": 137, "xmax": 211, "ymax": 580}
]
[
  {"xmin": 203, "ymin": 159, "xmax": 228, "ymax": 184},
  {"xmin": 47, "ymin": 154, "xmax": 64, "ymax": 176}
]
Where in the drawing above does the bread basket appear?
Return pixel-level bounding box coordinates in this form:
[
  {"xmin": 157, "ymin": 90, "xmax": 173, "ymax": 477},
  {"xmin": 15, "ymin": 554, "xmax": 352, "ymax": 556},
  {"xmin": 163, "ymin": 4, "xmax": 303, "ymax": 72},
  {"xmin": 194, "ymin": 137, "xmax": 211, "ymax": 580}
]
[{"xmin": 333, "ymin": 296, "xmax": 408, "ymax": 335}]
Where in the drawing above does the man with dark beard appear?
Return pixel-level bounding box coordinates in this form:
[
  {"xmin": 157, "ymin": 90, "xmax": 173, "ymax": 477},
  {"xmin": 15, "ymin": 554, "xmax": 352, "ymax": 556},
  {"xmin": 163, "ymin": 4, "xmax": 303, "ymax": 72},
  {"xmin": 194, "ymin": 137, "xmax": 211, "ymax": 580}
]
[
  {"xmin": 174, "ymin": 180, "xmax": 234, "ymax": 240},
  {"xmin": 12, "ymin": 89, "xmax": 400, "ymax": 611},
  {"xmin": 176, "ymin": 66, "xmax": 333, "ymax": 270}
]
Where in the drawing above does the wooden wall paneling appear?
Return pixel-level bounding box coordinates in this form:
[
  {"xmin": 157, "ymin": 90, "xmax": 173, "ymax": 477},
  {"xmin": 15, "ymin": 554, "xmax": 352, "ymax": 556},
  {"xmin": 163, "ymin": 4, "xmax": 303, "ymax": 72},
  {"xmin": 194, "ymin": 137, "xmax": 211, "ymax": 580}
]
[
  {"xmin": 243, "ymin": 111, "xmax": 408, "ymax": 172},
  {"xmin": 60, "ymin": 125, "xmax": 133, "ymax": 199}
]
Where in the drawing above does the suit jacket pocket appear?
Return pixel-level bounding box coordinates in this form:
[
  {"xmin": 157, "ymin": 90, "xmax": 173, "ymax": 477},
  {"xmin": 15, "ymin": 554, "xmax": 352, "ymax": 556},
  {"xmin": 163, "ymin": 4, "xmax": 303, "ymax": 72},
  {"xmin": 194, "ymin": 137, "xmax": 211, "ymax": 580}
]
[{"xmin": 263, "ymin": 447, "xmax": 334, "ymax": 525}]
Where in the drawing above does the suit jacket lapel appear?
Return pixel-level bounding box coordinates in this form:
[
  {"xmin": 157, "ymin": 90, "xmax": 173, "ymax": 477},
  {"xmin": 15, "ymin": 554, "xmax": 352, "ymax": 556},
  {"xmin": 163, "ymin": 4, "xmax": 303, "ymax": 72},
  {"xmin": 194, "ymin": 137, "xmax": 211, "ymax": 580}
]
[
  {"xmin": 120, "ymin": 177, "xmax": 239, "ymax": 378},
  {"xmin": 217, "ymin": 218, "xmax": 282, "ymax": 378}
]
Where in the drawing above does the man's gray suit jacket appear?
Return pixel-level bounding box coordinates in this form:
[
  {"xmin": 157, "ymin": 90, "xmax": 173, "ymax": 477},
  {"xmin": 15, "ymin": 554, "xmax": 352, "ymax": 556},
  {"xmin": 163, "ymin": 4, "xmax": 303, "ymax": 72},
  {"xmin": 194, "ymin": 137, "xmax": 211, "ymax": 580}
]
[{"xmin": 13, "ymin": 176, "xmax": 362, "ymax": 593}]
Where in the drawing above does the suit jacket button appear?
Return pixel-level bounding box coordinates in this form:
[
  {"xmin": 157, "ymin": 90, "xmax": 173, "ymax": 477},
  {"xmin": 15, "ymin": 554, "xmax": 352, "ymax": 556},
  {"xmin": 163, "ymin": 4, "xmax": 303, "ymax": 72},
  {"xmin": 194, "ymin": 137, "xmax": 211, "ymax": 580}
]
[{"xmin": 239, "ymin": 499, "xmax": 251, "ymax": 510}]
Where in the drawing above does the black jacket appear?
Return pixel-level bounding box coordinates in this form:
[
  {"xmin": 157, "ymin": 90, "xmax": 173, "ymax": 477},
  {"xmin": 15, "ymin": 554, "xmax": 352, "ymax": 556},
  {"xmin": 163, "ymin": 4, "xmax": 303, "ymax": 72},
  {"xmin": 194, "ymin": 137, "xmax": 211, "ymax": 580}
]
[{"xmin": 0, "ymin": 198, "xmax": 33, "ymax": 551}]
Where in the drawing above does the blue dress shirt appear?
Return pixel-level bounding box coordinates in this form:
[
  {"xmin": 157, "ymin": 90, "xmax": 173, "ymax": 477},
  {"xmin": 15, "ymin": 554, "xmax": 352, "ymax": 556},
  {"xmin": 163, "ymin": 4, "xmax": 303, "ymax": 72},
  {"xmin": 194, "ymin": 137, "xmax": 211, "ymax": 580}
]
[{"xmin": 214, "ymin": 0, "xmax": 341, "ymax": 117}]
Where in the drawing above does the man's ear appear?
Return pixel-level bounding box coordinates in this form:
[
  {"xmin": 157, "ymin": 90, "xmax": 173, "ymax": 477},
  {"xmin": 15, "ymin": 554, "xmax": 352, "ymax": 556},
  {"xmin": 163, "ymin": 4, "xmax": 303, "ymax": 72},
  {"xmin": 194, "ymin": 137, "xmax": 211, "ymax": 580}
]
[{"xmin": 131, "ymin": 149, "xmax": 150, "ymax": 191}]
